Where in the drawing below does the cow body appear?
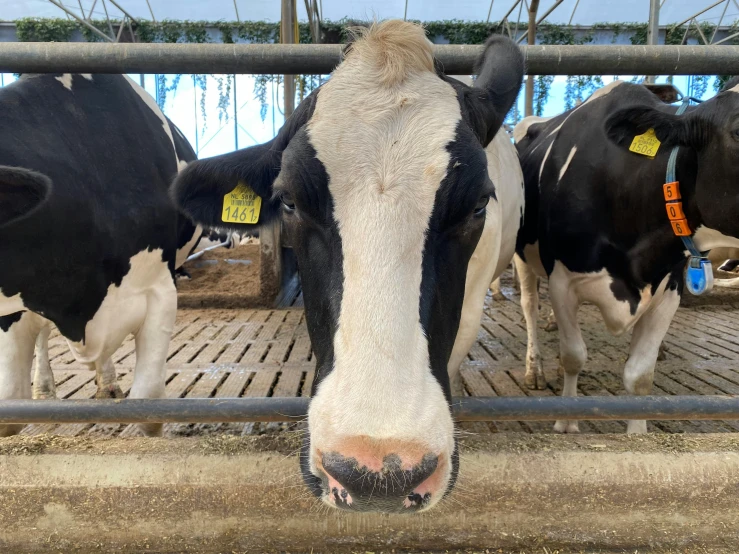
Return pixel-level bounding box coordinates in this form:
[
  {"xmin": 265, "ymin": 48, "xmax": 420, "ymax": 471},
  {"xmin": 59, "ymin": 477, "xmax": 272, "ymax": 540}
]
[
  {"xmin": 447, "ymin": 128, "xmax": 524, "ymax": 393},
  {"xmin": 172, "ymin": 21, "xmax": 524, "ymax": 512},
  {"xmin": 0, "ymin": 73, "xmax": 199, "ymax": 435},
  {"xmin": 515, "ymin": 78, "xmax": 739, "ymax": 433}
]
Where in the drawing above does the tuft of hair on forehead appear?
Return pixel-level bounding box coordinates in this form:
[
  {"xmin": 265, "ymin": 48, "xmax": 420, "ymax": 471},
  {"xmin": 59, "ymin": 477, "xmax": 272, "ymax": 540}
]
[{"xmin": 344, "ymin": 20, "xmax": 434, "ymax": 87}]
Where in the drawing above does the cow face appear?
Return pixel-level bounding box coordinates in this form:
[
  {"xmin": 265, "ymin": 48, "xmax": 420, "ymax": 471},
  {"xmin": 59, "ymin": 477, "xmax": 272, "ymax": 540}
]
[
  {"xmin": 0, "ymin": 166, "xmax": 51, "ymax": 228},
  {"xmin": 605, "ymin": 80, "xmax": 739, "ymax": 241},
  {"xmin": 173, "ymin": 21, "xmax": 523, "ymax": 513}
]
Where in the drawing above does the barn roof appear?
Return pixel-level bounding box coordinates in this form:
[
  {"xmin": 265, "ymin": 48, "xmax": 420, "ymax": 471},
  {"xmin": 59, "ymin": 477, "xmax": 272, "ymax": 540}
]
[{"xmin": 3, "ymin": 0, "xmax": 732, "ymax": 26}]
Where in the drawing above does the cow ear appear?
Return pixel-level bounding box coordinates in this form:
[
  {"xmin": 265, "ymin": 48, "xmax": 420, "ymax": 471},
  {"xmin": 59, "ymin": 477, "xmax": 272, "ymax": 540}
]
[
  {"xmin": 605, "ymin": 106, "xmax": 701, "ymax": 150},
  {"xmin": 460, "ymin": 35, "xmax": 524, "ymax": 147},
  {"xmin": 172, "ymin": 90, "xmax": 319, "ymax": 230},
  {"xmin": 0, "ymin": 166, "xmax": 51, "ymax": 228}
]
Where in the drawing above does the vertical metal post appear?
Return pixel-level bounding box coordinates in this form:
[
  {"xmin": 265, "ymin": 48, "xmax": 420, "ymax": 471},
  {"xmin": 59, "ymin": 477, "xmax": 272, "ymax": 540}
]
[
  {"xmin": 263, "ymin": 0, "xmax": 300, "ymax": 303},
  {"xmin": 193, "ymin": 75, "xmax": 199, "ymax": 155},
  {"xmin": 233, "ymin": 75, "xmax": 239, "ymax": 150},
  {"xmin": 646, "ymin": 0, "xmax": 660, "ymax": 83},
  {"xmin": 524, "ymin": 0, "xmax": 540, "ymax": 116},
  {"xmin": 281, "ymin": 0, "xmax": 296, "ymax": 119}
]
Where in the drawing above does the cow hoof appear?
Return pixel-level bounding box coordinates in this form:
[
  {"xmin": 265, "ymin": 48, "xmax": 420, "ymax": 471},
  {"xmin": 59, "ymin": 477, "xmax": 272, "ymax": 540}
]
[
  {"xmin": 0, "ymin": 424, "xmax": 25, "ymax": 437},
  {"xmin": 449, "ymin": 373, "xmax": 465, "ymax": 397},
  {"xmin": 524, "ymin": 369, "xmax": 547, "ymax": 390},
  {"xmin": 553, "ymin": 420, "xmax": 579, "ymax": 434},
  {"xmin": 525, "ymin": 353, "xmax": 546, "ymax": 390},
  {"xmin": 657, "ymin": 345, "xmax": 666, "ymax": 361},
  {"xmin": 491, "ymin": 291, "xmax": 505, "ymax": 301},
  {"xmin": 32, "ymin": 390, "xmax": 57, "ymax": 400},
  {"xmin": 96, "ymin": 385, "xmax": 124, "ymax": 399},
  {"xmin": 545, "ymin": 321, "xmax": 558, "ymax": 332}
]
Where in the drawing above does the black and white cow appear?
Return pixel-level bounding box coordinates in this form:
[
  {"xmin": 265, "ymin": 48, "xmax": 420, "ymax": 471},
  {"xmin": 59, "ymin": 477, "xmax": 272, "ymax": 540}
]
[
  {"xmin": 0, "ymin": 167, "xmax": 51, "ymax": 227},
  {"xmin": 172, "ymin": 21, "xmax": 524, "ymax": 512},
  {"xmin": 514, "ymin": 77, "xmax": 739, "ymax": 434},
  {"xmin": 0, "ymin": 73, "xmax": 200, "ymax": 435}
]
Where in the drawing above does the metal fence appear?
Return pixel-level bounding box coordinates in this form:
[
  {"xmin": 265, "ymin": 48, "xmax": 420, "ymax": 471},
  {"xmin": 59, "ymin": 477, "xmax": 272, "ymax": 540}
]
[
  {"xmin": 1, "ymin": 42, "xmax": 738, "ymax": 75},
  {"xmin": 1, "ymin": 41, "xmax": 738, "ymax": 425},
  {"xmin": 0, "ymin": 396, "xmax": 738, "ymax": 424}
]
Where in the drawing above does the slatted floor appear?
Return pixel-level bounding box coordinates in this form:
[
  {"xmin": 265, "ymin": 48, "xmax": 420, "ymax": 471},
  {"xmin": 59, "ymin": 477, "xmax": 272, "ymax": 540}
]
[{"xmin": 31, "ymin": 270, "xmax": 739, "ymax": 436}]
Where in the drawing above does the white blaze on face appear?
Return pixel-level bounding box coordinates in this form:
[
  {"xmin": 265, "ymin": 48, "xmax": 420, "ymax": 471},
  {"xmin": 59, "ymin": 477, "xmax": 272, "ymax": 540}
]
[{"xmin": 305, "ymin": 34, "xmax": 459, "ymax": 465}]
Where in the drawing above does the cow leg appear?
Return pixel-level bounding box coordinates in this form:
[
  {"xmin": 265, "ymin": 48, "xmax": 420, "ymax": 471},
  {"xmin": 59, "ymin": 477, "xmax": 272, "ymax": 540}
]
[
  {"xmin": 489, "ymin": 277, "xmax": 505, "ymax": 301},
  {"xmin": 95, "ymin": 358, "xmax": 123, "ymax": 399},
  {"xmin": 447, "ymin": 219, "xmax": 499, "ymax": 397},
  {"xmin": 545, "ymin": 308, "xmax": 558, "ymax": 332},
  {"xmin": 718, "ymin": 259, "xmax": 739, "ymax": 272},
  {"xmin": 549, "ymin": 273, "xmax": 586, "ymax": 434},
  {"xmin": 448, "ymin": 291, "xmax": 486, "ymax": 397},
  {"xmin": 31, "ymin": 322, "xmax": 56, "ymax": 400},
  {"xmin": 129, "ymin": 281, "xmax": 177, "ymax": 437},
  {"xmin": 515, "ymin": 255, "xmax": 545, "ymax": 390},
  {"xmin": 0, "ymin": 312, "xmax": 43, "ymax": 436},
  {"xmin": 622, "ymin": 288, "xmax": 680, "ymax": 434}
]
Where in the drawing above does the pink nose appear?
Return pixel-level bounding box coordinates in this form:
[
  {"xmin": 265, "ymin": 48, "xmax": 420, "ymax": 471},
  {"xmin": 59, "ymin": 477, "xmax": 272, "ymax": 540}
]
[{"xmin": 316, "ymin": 441, "xmax": 446, "ymax": 512}]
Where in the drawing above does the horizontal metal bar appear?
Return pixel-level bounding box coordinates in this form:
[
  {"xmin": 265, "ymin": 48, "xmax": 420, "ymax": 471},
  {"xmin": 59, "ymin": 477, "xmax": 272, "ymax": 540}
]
[
  {"xmin": 455, "ymin": 395, "xmax": 739, "ymax": 421},
  {"xmin": 1, "ymin": 42, "xmax": 738, "ymax": 75},
  {"xmin": 185, "ymin": 237, "xmax": 232, "ymax": 262},
  {"xmin": 0, "ymin": 395, "xmax": 738, "ymax": 424}
]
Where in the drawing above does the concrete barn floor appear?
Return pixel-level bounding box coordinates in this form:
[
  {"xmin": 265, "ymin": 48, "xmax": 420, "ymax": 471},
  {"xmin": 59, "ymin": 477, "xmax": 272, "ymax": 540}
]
[{"xmin": 29, "ymin": 268, "xmax": 739, "ymax": 437}]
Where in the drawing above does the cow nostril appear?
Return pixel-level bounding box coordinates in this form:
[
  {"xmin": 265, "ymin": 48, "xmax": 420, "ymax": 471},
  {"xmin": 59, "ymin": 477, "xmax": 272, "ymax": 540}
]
[
  {"xmin": 406, "ymin": 491, "xmax": 432, "ymax": 508},
  {"xmin": 320, "ymin": 451, "xmax": 440, "ymax": 505}
]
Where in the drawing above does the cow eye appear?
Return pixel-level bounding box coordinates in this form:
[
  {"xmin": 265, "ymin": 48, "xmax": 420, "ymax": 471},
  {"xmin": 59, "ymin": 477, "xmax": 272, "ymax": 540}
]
[
  {"xmin": 474, "ymin": 195, "xmax": 489, "ymax": 216},
  {"xmin": 281, "ymin": 192, "xmax": 296, "ymax": 212}
]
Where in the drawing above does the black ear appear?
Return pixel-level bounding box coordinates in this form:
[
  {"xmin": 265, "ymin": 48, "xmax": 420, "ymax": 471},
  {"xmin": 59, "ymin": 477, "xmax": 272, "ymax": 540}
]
[
  {"xmin": 0, "ymin": 166, "xmax": 51, "ymax": 228},
  {"xmin": 460, "ymin": 35, "xmax": 524, "ymax": 147},
  {"xmin": 605, "ymin": 105, "xmax": 704, "ymax": 150},
  {"xmin": 171, "ymin": 89, "xmax": 319, "ymax": 230}
]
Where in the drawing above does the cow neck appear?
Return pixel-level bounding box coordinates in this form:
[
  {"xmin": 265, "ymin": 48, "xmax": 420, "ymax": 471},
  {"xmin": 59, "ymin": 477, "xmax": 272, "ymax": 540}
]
[{"xmin": 664, "ymin": 97, "xmax": 713, "ymax": 295}]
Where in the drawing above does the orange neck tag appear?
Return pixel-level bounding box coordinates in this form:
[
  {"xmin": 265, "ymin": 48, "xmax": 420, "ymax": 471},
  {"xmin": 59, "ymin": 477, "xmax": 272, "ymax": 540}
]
[{"xmin": 663, "ymin": 181, "xmax": 691, "ymax": 236}]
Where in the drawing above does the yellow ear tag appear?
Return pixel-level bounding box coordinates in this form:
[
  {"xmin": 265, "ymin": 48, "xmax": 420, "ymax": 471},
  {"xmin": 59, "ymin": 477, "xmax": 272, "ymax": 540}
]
[
  {"xmin": 629, "ymin": 128, "xmax": 661, "ymax": 158},
  {"xmin": 221, "ymin": 181, "xmax": 262, "ymax": 224}
]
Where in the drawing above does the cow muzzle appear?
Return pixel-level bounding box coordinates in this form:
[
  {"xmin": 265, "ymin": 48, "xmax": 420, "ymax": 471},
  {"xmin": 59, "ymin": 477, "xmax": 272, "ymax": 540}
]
[{"xmin": 303, "ymin": 436, "xmax": 452, "ymax": 513}]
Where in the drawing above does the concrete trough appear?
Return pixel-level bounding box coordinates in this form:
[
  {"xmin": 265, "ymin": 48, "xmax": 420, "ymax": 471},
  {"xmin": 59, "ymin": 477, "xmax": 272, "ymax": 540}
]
[{"xmin": 0, "ymin": 433, "xmax": 738, "ymax": 552}]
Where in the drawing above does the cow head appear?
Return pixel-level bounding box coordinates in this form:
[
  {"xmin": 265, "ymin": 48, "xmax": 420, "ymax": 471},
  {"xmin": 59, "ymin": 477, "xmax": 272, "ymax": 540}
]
[
  {"xmin": 0, "ymin": 166, "xmax": 51, "ymax": 228},
  {"xmin": 605, "ymin": 78, "xmax": 739, "ymax": 241},
  {"xmin": 172, "ymin": 20, "xmax": 523, "ymax": 513}
]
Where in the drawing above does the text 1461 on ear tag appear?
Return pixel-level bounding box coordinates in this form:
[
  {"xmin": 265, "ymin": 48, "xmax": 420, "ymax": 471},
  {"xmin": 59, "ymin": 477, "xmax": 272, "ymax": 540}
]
[
  {"xmin": 629, "ymin": 128, "xmax": 661, "ymax": 158},
  {"xmin": 221, "ymin": 181, "xmax": 262, "ymax": 224}
]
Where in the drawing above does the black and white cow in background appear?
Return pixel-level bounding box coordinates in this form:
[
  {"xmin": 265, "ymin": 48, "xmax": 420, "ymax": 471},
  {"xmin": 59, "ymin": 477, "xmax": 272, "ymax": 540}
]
[
  {"xmin": 514, "ymin": 77, "xmax": 739, "ymax": 434},
  {"xmin": 0, "ymin": 167, "xmax": 51, "ymax": 227},
  {"xmin": 0, "ymin": 73, "xmax": 200, "ymax": 436},
  {"xmin": 172, "ymin": 21, "xmax": 524, "ymax": 512}
]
